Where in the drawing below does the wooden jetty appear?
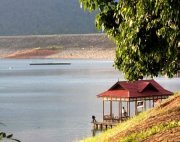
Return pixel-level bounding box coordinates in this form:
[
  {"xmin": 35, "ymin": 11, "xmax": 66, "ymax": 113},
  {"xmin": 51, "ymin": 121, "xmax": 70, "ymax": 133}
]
[{"xmin": 92, "ymin": 121, "xmax": 118, "ymax": 130}]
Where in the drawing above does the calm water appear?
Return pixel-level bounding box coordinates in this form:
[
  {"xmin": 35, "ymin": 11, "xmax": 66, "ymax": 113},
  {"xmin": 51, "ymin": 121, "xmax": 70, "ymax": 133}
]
[{"xmin": 0, "ymin": 59, "xmax": 179, "ymax": 142}]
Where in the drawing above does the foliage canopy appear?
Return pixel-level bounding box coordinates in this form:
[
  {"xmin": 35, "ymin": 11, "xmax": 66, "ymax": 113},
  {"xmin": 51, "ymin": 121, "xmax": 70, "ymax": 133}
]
[{"xmin": 80, "ymin": 0, "xmax": 180, "ymax": 80}]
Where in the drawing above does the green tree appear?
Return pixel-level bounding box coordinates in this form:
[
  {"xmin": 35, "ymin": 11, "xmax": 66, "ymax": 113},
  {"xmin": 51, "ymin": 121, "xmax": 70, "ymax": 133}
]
[{"xmin": 80, "ymin": 0, "xmax": 179, "ymax": 80}]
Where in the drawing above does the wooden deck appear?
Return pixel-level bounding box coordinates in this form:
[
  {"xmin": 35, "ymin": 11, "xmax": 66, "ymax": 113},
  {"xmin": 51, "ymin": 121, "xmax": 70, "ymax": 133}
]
[{"xmin": 92, "ymin": 121, "xmax": 118, "ymax": 130}]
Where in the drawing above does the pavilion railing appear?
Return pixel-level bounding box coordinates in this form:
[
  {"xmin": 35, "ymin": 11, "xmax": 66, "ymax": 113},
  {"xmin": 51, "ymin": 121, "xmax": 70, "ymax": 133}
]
[{"xmin": 103, "ymin": 114, "xmax": 129, "ymax": 122}]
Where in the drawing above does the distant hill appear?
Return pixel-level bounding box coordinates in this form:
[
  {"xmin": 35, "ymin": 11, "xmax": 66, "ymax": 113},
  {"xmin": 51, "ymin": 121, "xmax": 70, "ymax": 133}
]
[{"xmin": 0, "ymin": 0, "xmax": 98, "ymax": 36}]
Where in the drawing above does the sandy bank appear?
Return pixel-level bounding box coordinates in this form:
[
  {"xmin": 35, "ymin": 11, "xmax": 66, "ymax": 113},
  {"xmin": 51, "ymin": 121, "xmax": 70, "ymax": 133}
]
[
  {"xmin": 0, "ymin": 34, "xmax": 116, "ymax": 59},
  {"xmin": 3, "ymin": 47, "xmax": 115, "ymax": 59}
]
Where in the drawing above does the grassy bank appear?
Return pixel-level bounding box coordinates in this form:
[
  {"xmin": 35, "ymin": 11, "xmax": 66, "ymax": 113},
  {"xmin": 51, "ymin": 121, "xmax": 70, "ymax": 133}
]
[{"xmin": 81, "ymin": 93, "xmax": 180, "ymax": 142}]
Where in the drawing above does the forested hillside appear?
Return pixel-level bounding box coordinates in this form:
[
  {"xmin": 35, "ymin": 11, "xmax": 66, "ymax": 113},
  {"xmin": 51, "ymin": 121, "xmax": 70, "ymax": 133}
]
[{"xmin": 0, "ymin": 0, "xmax": 97, "ymax": 36}]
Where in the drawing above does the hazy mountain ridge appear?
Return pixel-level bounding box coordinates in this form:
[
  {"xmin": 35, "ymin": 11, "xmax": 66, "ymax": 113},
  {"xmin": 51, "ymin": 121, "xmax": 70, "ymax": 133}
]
[{"xmin": 0, "ymin": 0, "xmax": 97, "ymax": 36}]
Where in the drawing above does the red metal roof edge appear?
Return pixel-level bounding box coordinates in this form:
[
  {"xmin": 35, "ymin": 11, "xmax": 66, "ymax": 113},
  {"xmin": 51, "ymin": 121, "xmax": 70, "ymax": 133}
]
[
  {"xmin": 97, "ymin": 79, "xmax": 173, "ymax": 98},
  {"xmin": 148, "ymin": 80, "xmax": 173, "ymax": 94},
  {"xmin": 138, "ymin": 82, "xmax": 160, "ymax": 93},
  {"xmin": 108, "ymin": 81, "xmax": 123, "ymax": 90},
  {"xmin": 137, "ymin": 82, "xmax": 150, "ymax": 92},
  {"xmin": 97, "ymin": 90, "xmax": 129, "ymax": 98}
]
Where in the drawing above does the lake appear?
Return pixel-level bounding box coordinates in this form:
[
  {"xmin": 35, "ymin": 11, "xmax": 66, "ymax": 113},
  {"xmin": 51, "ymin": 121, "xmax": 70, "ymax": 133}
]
[{"xmin": 0, "ymin": 59, "xmax": 179, "ymax": 142}]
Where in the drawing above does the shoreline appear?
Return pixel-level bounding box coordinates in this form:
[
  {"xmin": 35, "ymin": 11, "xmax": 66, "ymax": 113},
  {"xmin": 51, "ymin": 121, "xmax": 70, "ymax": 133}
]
[
  {"xmin": 1, "ymin": 48, "xmax": 115, "ymax": 60},
  {"xmin": 0, "ymin": 34, "xmax": 115, "ymax": 60}
]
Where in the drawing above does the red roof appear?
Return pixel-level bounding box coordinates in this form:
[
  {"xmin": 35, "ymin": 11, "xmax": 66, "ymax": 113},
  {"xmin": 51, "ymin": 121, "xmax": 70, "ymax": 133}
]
[{"xmin": 97, "ymin": 80, "xmax": 173, "ymax": 98}]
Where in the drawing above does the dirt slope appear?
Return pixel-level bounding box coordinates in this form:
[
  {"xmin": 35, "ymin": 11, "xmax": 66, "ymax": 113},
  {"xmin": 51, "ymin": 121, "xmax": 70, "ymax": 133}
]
[
  {"xmin": 109, "ymin": 94, "xmax": 180, "ymax": 142},
  {"xmin": 81, "ymin": 93, "xmax": 180, "ymax": 142}
]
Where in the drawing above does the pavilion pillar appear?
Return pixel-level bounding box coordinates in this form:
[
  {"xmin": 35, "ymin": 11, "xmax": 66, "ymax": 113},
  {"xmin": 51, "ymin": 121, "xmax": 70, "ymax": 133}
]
[
  {"xmin": 144, "ymin": 99, "xmax": 146, "ymax": 111},
  {"xmin": 103, "ymin": 99, "xmax": 104, "ymax": 120},
  {"xmin": 152, "ymin": 97, "xmax": 154, "ymax": 107},
  {"xmin": 149, "ymin": 100, "xmax": 151, "ymax": 109},
  {"xmin": 120, "ymin": 99, "xmax": 122, "ymax": 121},
  {"xmin": 110, "ymin": 99, "xmax": 112, "ymax": 117},
  {"xmin": 129, "ymin": 101, "xmax": 130, "ymax": 117},
  {"xmin": 119, "ymin": 99, "xmax": 122, "ymax": 121},
  {"xmin": 127, "ymin": 101, "xmax": 129, "ymax": 117},
  {"xmin": 135, "ymin": 99, "xmax": 137, "ymax": 115}
]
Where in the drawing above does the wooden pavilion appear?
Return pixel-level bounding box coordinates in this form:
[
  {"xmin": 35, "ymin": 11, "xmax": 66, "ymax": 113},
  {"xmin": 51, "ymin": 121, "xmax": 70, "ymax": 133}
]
[{"xmin": 97, "ymin": 79, "xmax": 173, "ymax": 123}]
